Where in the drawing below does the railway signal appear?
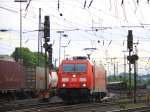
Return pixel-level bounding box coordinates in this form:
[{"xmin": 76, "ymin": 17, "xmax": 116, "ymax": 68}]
[
  {"xmin": 127, "ymin": 54, "xmax": 139, "ymax": 64},
  {"xmin": 127, "ymin": 30, "xmax": 133, "ymax": 52},
  {"xmin": 127, "ymin": 30, "xmax": 133, "ymax": 91},
  {"xmin": 47, "ymin": 44, "xmax": 53, "ymax": 65},
  {"xmin": 43, "ymin": 15, "xmax": 50, "ymax": 95},
  {"xmin": 43, "ymin": 43, "xmax": 53, "ymax": 64},
  {"xmin": 127, "ymin": 54, "xmax": 139, "ymax": 103},
  {"xmin": 44, "ymin": 16, "xmax": 50, "ymax": 42},
  {"xmin": 43, "ymin": 42, "xmax": 49, "ymax": 49}
]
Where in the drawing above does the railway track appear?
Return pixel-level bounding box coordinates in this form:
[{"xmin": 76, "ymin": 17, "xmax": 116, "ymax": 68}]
[
  {"xmin": 1, "ymin": 93, "xmax": 150, "ymax": 112},
  {"xmin": 112, "ymin": 106, "xmax": 150, "ymax": 112},
  {"xmin": 0, "ymin": 97, "xmax": 65, "ymax": 112},
  {"xmin": 0, "ymin": 98, "xmax": 40, "ymax": 111},
  {"xmin": 5, "ymin": 98, "xmax": 150, "ymax": 112}
]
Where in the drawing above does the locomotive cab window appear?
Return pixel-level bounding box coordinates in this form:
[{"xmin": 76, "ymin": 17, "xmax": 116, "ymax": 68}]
[{"xmin": 62, "ymin": 64, "xmax": 87, "ymax": 73}]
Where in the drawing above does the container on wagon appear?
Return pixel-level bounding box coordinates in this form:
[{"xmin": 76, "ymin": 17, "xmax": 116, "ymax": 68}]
[
  {"xmin": 24, "ymin": 67, "xmax": 50, "ymax": 90},
  {"xmin": 0, "ymin": 60, "xmax": 24, "ymax": 91}
]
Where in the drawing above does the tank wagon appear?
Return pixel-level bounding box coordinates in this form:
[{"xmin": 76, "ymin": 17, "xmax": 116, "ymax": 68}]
[{"xmin": 57, "ymin": 56, "xmax": 107, "ymax": 103}]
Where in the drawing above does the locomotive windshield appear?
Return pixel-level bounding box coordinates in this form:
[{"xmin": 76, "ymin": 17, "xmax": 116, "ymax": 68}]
[{"xmin": 62, "ymin": 64, "xmax": 87, "ymax": 72}]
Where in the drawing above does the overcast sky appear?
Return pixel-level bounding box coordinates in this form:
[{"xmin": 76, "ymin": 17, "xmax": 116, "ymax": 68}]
[{"xmin": 0, "ymin": 0, "xmax": 150, "ymax": 75}]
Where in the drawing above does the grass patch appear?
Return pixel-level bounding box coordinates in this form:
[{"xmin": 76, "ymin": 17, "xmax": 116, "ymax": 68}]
[{"xmin": 117, "ymin": 103, "xmax": 143, "ymax": 110}]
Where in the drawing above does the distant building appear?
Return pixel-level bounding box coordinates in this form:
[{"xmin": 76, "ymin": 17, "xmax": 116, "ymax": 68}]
[{"xmin": 0, "ymin": 55, "xmax": 15, "ymax": 61}]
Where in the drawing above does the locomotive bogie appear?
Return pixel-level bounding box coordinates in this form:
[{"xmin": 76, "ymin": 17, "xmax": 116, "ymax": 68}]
[{"xmin": 58, "ymin": 88, "xmax": 91, "ymax": 102}]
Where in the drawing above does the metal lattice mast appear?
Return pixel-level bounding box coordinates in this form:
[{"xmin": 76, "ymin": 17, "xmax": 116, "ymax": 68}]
[{"xmin": 38, "ymin": 8, "xmax": 42, "ymax": 65}]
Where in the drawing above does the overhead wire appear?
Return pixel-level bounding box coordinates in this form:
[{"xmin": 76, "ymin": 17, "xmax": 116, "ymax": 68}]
[
  {"xmin": 127, "ymin": 0, "xmax": 150, "ymax": 40},
  {"xmin": 1, "ymin": 0, "xmax": 150, "ymax": 60}
]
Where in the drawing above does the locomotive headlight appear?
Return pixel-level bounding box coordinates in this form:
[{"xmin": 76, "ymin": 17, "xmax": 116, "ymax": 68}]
[
  {"xmin": 82, "ymin": 84, "xmax": 86, "ymax": 87},
  {"xmin": 73, "ymin": 74, "xmax": 76, "ymax": 77},
  {"xmin": 62, "ymin": 84, "xmax": 66, "ymax": 87}
]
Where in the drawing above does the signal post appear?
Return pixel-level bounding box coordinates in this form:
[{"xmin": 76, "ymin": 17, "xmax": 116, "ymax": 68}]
[
  {"xmin": 41, "ymin": 16, "xmax": 53, "ymax": 101},
  {"xmin": 127, "ymin": 30, "xmax": 133, "ymax": 90},
  {"xmin": 127, "ymin": 30, "xmax": 139, "ymax": 103}
]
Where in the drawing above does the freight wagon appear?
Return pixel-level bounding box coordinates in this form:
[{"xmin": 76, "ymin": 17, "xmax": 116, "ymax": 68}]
[
  {"xmin": 107, "ymin": 81, "xmax": 127, "ymax": 91},
  {"xmin": 24, "ymin": 67, "xmax": 58, "ymax": 98},
  {"xmin": 0, "ymin": 60, "xmax": 24, "ymax": 100},
  {"xmin": 23, "ymin": 67, "xmax": 50, "ymax": 90},
  {"xmin": 0, "ymin": 60, "xmax": 58, "ymax": 100}
]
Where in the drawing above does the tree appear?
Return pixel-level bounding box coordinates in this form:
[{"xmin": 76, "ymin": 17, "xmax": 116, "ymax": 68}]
[{"xmin": 11, "ymin": 47, "xmax": 46, "ymax": 67}]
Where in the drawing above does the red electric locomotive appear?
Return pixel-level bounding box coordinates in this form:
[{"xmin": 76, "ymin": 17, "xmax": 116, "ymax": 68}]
[{"xmin": 57, "ymin": 56, "xmax": 107, "ymax": 103}]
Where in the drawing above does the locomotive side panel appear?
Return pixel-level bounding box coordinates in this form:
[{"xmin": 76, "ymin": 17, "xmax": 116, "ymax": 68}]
[
  {"xmin": 0, "ymin": 60, "xmax": 23, "ymax": 90},
  {"xmin": 93, "ymin": 64, "xmax": 107, "ymax": 92},
  {"xmin": 86, "ymin": 61, "xmax": 93, "ymax": 89}
]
